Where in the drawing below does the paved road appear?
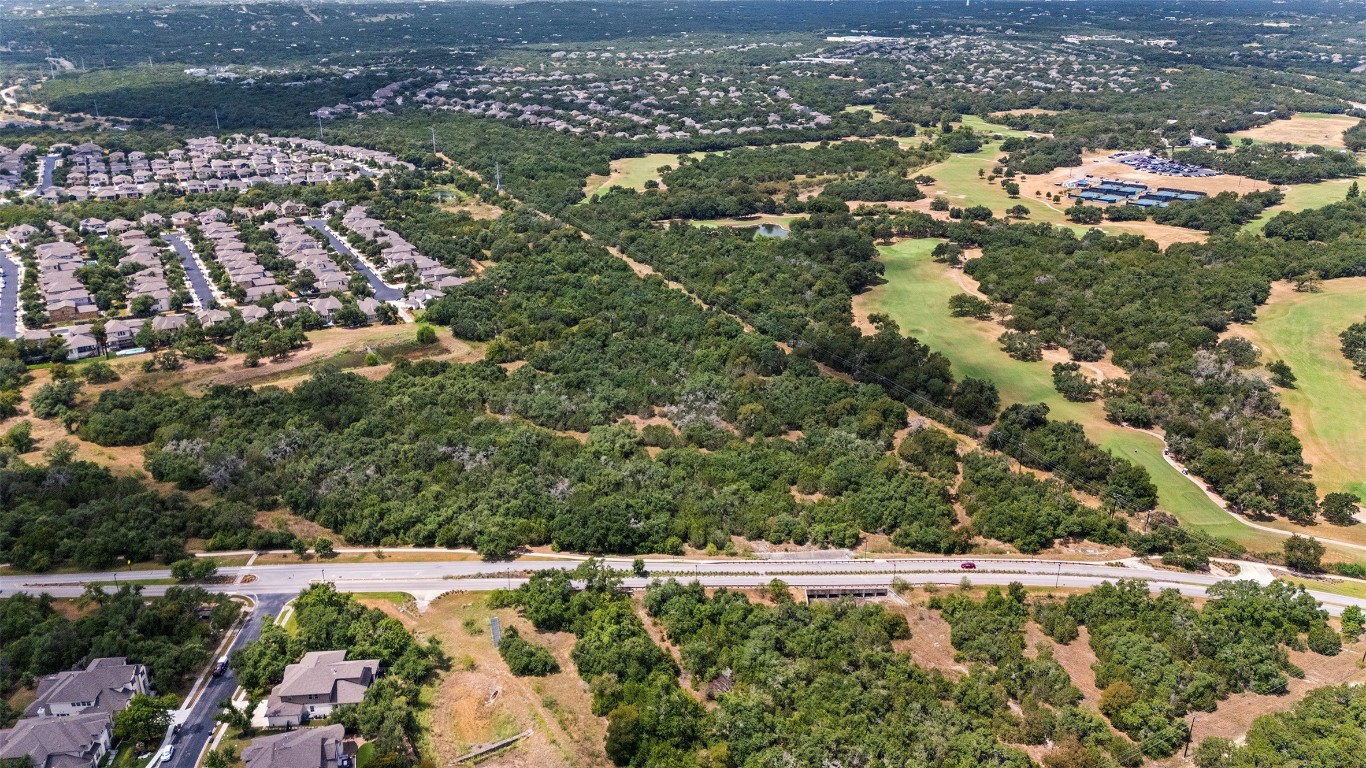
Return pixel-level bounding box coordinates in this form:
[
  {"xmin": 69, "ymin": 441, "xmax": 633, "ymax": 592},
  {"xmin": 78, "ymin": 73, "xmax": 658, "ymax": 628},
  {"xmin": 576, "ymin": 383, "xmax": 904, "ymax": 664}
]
[
  {"xmin": 162, "ymin": 594, "xmax": 288, "ymax": 768},
  {"xmin": 0, "ymin": 250, "xmax": 18, "ymax": 339},
  {"xmin": 303, "ymin": 219, "xmax": 404, "ymax": 301},
  {"xmin": 163, "ymin": 233, "xmax": 215, "ymax": 310},
  {"xmin": 37, "ymin": 154, "xmax": 57, "ymax": 192},
  {"xmin": 6, "ymin": 556, "xmax": 1363, "ymax": 615}
]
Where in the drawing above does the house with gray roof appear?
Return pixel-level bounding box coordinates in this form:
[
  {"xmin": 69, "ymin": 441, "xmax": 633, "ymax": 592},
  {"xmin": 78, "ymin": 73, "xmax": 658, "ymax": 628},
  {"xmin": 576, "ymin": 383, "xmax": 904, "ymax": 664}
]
[
  {"xmin": 0, "ymin": 712, "xmax": 112, "ymax": 768},
  {"xmin": 24, "ymin": 657, "xmax": 150, "ymax": 719},
  {"xmin": 264, "ymin": 650, "xmax": 378, "ymax": 727},
  {"xmin": 242, "ymin": 724, "xmax": 350, "ymax": 768}
]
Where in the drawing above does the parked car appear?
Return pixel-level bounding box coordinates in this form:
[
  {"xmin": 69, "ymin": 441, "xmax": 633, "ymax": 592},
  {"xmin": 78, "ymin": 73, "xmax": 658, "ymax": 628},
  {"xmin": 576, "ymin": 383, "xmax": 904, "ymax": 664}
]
[
  {"xmin": 161, "ymin": 746, "xmax": 174, "ymax": 763},
  {"xmin": 960, "ymin": 562, "xmax": 977, "ymax": 570}
]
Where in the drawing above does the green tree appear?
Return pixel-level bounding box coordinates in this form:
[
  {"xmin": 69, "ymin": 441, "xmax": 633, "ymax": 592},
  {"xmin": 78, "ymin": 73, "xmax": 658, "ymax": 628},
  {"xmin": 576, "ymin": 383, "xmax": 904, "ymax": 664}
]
[
  {"xmin": 416, "ymin": 324, "xmax": 438, "ymax": 345},
  {"xmin": 114, "ymin": 693, "xmax": 177, "ymax": 747},
  {"xmin": 170, "ymin": 558, "xmax": 219, "ymax": 582},
  {"xmin": 1320, "ymin": 492, "xmax": 1361, "ymax": 526},
  {"xmin": 1283, "ymin": 534, "xmax": 1324, "ymax": 573},
  {"xmin": 1341, "ymin": 605, "xmax": 1363, "ymax": 639},
  {"xmin": 315, "ymin": 537, "xmax": 335, "ymax": 558},
  {"xmin": 1267, "ymin": 359, "xmax": 1296, "ymax": 388},
  {"xmin": 2, "ymin": 421, "xmax": 34, "ymax": 453}
]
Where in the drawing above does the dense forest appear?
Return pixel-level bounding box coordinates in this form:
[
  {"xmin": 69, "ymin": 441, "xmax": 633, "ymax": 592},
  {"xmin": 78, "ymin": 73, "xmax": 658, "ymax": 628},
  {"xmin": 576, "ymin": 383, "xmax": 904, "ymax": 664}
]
[{"xmin": 0, "ymin": 586, "xmax": 240, "ymax": 726}]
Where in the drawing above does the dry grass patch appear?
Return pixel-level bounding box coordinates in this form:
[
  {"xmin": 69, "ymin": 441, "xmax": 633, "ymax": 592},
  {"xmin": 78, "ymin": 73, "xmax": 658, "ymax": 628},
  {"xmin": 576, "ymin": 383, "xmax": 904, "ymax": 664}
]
[
  {"xmin": 414, "ymin": 592, "xmax": 608, "ymax": 767},
  {"xmin": 1232, "ymin": 113, "xmax": 1362, "ymax": 150}
]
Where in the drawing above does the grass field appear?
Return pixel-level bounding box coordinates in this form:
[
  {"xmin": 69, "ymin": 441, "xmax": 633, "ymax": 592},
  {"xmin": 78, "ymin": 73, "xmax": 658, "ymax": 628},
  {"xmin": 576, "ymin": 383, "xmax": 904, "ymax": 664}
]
[
  {"xmin": 1242, "ymin": 178, "xmax": 1356, "ymax": 233},
  {"xmin": 957, "ymin": 114, "xmax": 1036, "ymax": 139},
  {"xmin": 1229, "ymin": 279, "xmax": 1366, "ymax": 500},
  {"xmin": 581, "ymin": 152, "xmax": 705, "ymax": 198},
  {"xmin": 861, "ymin": 239, "xmax": 1287, "ymax": 552}
]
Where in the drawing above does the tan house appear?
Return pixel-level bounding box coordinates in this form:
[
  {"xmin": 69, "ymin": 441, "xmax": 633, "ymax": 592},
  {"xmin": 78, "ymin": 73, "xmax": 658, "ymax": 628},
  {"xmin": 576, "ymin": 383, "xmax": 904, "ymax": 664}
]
[{"xmin": 264, "ymin": 651, "xmax": 378, "ymax": 727}]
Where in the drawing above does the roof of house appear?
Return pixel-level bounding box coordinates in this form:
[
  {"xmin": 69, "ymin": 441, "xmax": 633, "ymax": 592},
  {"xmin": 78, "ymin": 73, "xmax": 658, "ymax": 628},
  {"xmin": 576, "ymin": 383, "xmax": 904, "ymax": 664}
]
[
  {"xmin": 0, "ymin": 712, "xmax": 112, "ymax": 768},
  {"xmin": 242, "ymin": 724, "xmax": 346, "ymax": 768},
  {"xmin": 265, "ymin": 651, "xmax": 377, "ymax": 717},
  {"xmin": 24, "ymin": 658, "xmax": 145, "ymax": 718}
]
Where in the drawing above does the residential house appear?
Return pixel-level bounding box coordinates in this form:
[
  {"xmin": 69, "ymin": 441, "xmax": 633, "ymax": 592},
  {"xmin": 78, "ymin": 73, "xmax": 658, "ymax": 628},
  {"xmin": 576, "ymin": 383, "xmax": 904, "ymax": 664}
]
[
  {"xmin": 6, "ymin": 223, "xmax": 38, "ymax": 245},
  {"xmin": 24, "ymin": 657, "xmax": 151, "ymax": 719},
  {"xmin": 242, "ymin": 724, "xmax": 349, "ymax": 768},
  {"xmin": 238, "ymin": 305, "xmax": 269, "ymax": 324},
  {"xmin": 263, "ymin": 651, "xmax": 378, "ymax": 727},
  {"xmin": 151, "ymin": 314, "xmax": 189, "ymax": 334},
  {"xmin": 0, "ymin": 712, "xmax": 113, "ymax": 768},
  {"xmin": 103, "ymin": 318, "xmax": 143, "ymax": 350}
]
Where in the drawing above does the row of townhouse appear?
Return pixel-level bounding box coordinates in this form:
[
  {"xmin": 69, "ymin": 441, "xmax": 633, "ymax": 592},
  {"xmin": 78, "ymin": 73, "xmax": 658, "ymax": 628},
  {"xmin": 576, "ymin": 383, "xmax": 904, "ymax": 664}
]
[
  {"xmin": 0, "ymin": 143, "xmax": 34, "ymax": 194},
  {"xmin": 339, "ymin": 205, "xmax": 468, "ymax": 290},
  {"xmin": 118, "ymin": 228, "xmax": 174, "ymax": 312},
  {"xmin": 262, "ymin": 217, "xmax": 350, "ymax": 294},
  {"xmin": 0, "ymin": 658, "xmax": 152, "ymax": 768},
  {"xmin": 20, "ymin": 305, "xmax": 260, "ymax": 359},
  {"xmin": 35, "ymin": 241, "xmax": 99, "ymax": 323},
  {"xmin": 273, "ymin": 294, "xmax": 382, "ymax": 325},
  {"xmin": 41, "ymin": 135, "xmax": 409, "ymax": 203},
  {"xmin": 201, "ymin": 220, "xmax": 286, "ymax": 302}
]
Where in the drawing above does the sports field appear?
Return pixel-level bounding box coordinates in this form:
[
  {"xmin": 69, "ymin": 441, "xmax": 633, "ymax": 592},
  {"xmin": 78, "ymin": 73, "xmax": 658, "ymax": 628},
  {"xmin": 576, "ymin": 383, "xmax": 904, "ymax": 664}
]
[
  {"xmin": 1229, "ymin": 278, "xmax": 1366, "ymax": 500},
  {"xmin": 858, "ymin": 238, "xmax": 1290, "ymax": 552}
]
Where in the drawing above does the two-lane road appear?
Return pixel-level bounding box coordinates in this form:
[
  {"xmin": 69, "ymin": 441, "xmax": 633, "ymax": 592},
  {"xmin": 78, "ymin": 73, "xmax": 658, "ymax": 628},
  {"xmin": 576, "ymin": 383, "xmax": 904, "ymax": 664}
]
[
  {"xmin": 162, "ymin": 232, "xmax": 216, "ymax": 310},
  {"xmin": 303, "ymin": 219, "xmax": 404, "ymax": 301},
  {"xmin": 0, "ymin": 249, "xmax": 18, "ymax": 339},
  {"xmin": 162, "ymin": 594, "xmax": 288, "ymax": 768}
]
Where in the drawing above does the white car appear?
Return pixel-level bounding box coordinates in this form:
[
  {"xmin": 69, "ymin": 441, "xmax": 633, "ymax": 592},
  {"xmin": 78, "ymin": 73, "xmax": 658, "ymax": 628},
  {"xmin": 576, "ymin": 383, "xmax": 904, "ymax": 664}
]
[{"xmin": 161, "ymin": 746, "xmax": 174, "ymax": 763}]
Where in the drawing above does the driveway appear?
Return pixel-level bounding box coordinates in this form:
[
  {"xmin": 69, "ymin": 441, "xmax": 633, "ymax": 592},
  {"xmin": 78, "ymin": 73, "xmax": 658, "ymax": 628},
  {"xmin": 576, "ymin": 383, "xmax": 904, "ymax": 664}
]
[
  {"xmin": 303, "ymin": 219, "xmax": 404, "ymax": 302},
  {"xmin": 0, "ymin": 250, "xmax": 19, "ymax": 339},
  {"xmin": 162, "ymin": 232, "xmax": 216, "ymax": 310},
  {"xmin": 161, "ymin": 594, "xmax": 289, "ymax": 768}
]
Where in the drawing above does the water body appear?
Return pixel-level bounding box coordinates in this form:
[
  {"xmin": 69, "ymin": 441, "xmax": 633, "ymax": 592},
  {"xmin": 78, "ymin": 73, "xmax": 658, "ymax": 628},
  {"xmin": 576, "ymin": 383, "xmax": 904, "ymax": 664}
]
[{"xmin": 753, "ymin": 223, "xmax": 789, "ymax": 239}]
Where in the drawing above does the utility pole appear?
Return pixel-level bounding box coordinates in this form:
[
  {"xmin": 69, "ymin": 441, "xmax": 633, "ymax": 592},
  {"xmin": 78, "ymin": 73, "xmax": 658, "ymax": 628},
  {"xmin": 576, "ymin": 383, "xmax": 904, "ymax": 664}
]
[
  {"xmin": 318, "ymin": 115, "xmax": 324, "ymax": 141},
  {"xmin": 92, "ymin": 101, "xmax": 100, "ymax": 119},
  {"xmin": 430, "ymin": 126, "xmax": 437, "ymax": 155},
  {"xmin": 495, "ymin": 161, "xmax": 502, "ymax": 192},
  {"xmin": 214, "ymin": 109, "xmax": 221, "ymax": 133}
]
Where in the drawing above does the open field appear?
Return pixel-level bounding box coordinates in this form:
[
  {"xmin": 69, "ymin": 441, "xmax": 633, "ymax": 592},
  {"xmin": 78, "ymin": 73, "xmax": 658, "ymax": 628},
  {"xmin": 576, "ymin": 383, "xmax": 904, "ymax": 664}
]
[
  {"xmin": 582, "ymin": 152, "xmax": 705, "ymax": 198},
  {"xmin": 957, "ymin": 114, "xmax": 1039, "ymax": 138},
  {"xmin": 404, "ymin": 592, "xmax": 609, "ymax": 767},
  {"xmin": 1242, "ymin": 178, "xmax": 1357, "ymax": 233},
  {"xmin": 1231, "ymin": 112, "xmax": 1363, "ymax": 150},
  {"xmin": 1226, "ymin": 278, "xmax": 1366, "ymax": 500},
  {"xmin": 843, "ymin": 104, "xmax": 889, "ymax": 122},
  {"xmin": 855, "ymin": 238, "xmax": 1288, "ymax": 553}
]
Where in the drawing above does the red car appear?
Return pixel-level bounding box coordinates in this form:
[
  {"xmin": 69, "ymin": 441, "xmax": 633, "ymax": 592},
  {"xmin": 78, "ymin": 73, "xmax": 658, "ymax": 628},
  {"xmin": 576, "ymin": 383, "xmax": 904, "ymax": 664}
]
[{"xmin": 960, "ymin": 562, "xmax": 977, "ymax": 570}]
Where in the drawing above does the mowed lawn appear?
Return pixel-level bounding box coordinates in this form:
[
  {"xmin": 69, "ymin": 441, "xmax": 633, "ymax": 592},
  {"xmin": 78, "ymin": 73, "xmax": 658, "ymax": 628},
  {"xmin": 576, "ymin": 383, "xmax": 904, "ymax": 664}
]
[
  {"xmin": 864, "ymin": 239, "xmax": 1286, "ymax": 551},
  {"xmin": 1231, "ymin": 279, "xmax": 1366, "ymax": 500},
  {"xmin": 1242, "ymin": 178, "xmax": 1357, "ymax": 234}
]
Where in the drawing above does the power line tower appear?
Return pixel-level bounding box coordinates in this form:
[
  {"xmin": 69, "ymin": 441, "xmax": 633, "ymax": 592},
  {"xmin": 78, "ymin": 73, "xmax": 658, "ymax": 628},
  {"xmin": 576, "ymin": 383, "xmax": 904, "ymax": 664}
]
[{"xmin": 495, "ymin": 161, "xmax": 502, "ymax": 192}]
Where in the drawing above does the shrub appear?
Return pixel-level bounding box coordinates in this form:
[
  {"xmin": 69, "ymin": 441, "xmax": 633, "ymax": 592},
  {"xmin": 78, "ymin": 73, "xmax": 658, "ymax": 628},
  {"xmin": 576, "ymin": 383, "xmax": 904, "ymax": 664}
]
[{"xmin": 498, "ymin": 626, "xmax": 560, "ymax": 676}]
